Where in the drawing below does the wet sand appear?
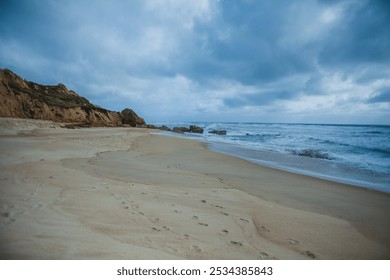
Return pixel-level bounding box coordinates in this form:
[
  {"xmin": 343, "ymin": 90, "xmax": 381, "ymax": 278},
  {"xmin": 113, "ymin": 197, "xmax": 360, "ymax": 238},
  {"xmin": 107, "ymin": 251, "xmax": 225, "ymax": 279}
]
[{"xmin": 1, "ymin": 118, "xmax": 389, "ymax": 259}]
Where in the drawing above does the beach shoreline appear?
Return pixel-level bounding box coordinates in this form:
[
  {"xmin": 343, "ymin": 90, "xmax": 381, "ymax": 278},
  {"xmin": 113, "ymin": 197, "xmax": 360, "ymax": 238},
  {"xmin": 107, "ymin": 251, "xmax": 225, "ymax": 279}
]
[
  {"xmin": 153, "ymin": 122, "xmax": 390, "ymax": 194},
  {"xmin": 1, "ymin": 118, "xmax": 389, "ymax": 259}
]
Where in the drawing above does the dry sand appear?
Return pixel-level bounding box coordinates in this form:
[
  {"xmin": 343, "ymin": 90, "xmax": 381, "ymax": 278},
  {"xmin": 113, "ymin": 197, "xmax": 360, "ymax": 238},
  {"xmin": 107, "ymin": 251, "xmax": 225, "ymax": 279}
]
[{"xmin": 0, "ymin": 118, "xmax": 389, "ymax": 259}]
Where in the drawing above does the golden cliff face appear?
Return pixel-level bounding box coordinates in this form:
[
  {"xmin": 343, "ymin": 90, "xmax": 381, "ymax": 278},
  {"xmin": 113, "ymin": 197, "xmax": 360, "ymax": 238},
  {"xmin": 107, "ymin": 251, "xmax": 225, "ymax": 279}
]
[{"xmin": 0, "ymin": 69, "xmax": 145, "ymax": 127}]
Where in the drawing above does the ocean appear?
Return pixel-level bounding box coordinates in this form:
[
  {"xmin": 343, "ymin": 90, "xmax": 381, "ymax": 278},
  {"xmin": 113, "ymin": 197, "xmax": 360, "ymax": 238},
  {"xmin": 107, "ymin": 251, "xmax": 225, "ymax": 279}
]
[{"xmin": 152, "ymin": 122, "xmax": 390, "ymax": 193}]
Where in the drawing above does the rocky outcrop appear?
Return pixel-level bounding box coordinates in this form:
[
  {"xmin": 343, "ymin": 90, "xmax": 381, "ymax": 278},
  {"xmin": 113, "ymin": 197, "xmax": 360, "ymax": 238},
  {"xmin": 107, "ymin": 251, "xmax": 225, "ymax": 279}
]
[
  {"xmin": 0, "ymin": 68, "xmax": 145, "ymax": 127},
  {"xmin": 172, "ymin": 125, "xmax": 204, "ymax": 134},
  {"xmin": 121, "ymin": 108, "xmax": 145, "ymax": 127},
  {"xmin": 172, "ymin": 126, "xmax": 189, "ymax": 133},
  {"xmin": 158, "ymin": 125, "xmax": 171, "ymax": 131},
  {"xmin": 209, "ymin": 129, "xmax": 227, "ymax": 135},
  {"xmin": 289, "ymin": 149, "xmax": 332, "ymax": 160},
  {"xmin": 189, "ymin": 125, "xmax": 204, "ymax": 133}
]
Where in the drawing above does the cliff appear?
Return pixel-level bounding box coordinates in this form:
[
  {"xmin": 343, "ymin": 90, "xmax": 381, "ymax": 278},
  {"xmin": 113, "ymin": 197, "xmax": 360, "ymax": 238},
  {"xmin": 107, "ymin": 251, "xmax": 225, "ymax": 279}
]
[{"xmin": 0, "ymin": 68, "xmax": 145, "ymax": 127}]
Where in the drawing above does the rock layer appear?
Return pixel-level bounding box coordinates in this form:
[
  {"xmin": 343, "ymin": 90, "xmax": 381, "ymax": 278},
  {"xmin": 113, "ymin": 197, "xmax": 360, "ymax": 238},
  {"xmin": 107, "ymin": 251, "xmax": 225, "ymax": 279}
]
[{"xmin": 0, "ymin": 68, "xmax": 145, "ymax": 127}]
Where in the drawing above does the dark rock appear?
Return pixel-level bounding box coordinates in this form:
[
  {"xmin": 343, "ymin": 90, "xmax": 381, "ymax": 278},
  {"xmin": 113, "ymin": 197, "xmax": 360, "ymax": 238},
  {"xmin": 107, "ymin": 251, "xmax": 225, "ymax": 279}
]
[
  {"xmin": 172, "ymin": 126, "xmax": 189, "ymax": 133},
  {"xmin": 189, "ymin": 125, "xmax": 204, "ymax": 133},
  {"xmin": 172, "ymin": 125, "xmax": 204, "ymax": 133},
  {"xmin": 209, "ymin": 129, "xmax": 227, "ymax": 135},
  {"xmin": 158, "ymin": 125, "xmax": 171, "ymax": 131},
  {"xmin": 121, "ymin": 108, "xmax": 146, "ymax": 127},
  {"xmin": 289, "ymin": 149, "xmax": 332, "ymax": 160}
]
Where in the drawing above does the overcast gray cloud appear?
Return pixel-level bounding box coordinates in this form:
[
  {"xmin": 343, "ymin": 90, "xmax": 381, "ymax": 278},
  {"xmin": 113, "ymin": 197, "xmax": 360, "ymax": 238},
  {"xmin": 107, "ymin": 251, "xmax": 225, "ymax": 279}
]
[{"xmin": 1, "ymin": 0, "xmax": 389, "ymax": 124}]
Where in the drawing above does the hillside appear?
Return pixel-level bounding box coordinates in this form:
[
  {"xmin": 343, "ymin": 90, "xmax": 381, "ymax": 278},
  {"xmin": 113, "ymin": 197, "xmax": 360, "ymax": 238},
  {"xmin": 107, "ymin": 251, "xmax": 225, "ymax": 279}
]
[{"xmin": 0, "ymin": 68, "xmax": 145, "ymax": 127}]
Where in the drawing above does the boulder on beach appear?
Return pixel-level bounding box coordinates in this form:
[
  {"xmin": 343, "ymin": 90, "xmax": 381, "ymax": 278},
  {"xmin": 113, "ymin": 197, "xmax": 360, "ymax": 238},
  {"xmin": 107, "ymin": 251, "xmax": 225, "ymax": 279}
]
[
  {"xmin": 121, "ymin": 108, "xmax": 146, "ymax": 127},
  {"xmin": 189, "ymin": 125, "xmax": 204, "ymax": 134},
  {"xmin": 158, "ymin": 125, "xmax": 172, "ymax": 131},
  {"xmin": 173, "ymin": 127, "xmax": 190, "ymax": 133},
  {"xmin": 172, "ymin": 125, "xmax": 204, "ymax": 134}
]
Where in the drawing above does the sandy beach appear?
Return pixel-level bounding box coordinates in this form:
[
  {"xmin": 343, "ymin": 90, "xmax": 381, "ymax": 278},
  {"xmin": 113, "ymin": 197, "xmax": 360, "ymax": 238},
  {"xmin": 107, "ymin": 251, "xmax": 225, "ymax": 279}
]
[{"xmin": 0, "ymin": 118, "xmax": 389, "ymax": 259}]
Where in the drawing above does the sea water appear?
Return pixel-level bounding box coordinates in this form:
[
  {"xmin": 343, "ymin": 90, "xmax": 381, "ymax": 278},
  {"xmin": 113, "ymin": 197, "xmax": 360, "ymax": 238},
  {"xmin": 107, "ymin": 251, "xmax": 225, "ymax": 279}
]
[{"xmin": 153, "ymin": 122, "xmax": 390, "ymax": 193}]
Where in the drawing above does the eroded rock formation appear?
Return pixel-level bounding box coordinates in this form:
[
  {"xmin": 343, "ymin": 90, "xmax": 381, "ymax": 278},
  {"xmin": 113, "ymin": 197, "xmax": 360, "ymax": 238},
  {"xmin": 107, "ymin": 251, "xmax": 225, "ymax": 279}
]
[{"xmin": 0, "ymin": 68, "xmax": 145, "ymax": 127}]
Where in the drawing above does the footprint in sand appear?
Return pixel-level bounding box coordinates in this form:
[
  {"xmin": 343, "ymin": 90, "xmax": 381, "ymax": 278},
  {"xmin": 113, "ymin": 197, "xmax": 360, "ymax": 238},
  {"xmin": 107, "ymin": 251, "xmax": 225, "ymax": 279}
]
[
  {"xmin": 168, "ymin": 246, "xmax": 178, "ymax": 253},
  {"xmin": 220, "ymin": 211, "xmax": 229, "ymax": 216},
  {"xmin": 230, "ymin": 241, "xmax": 243, "ymax": 246},
  {"xmin": 0, "ymin": 211, "xmax": 16, "ymax": 225},
  {"xmin": 288, "ymin": 238, "xmax": 300, "ymax": 245},
  {"xmin": 258, "ymin": 252, "xmax": 270, "ymax": 259},
  {"xmin": 183, "ymin": 234, "xmax": 190, "ymax": 239},
  {"xmin": 198, "ymin": 222, "xmax": 208, "ymax": 227},
  {"xmin": 304, "ymin": 251, "xmax": 316, "ymax": 259},
  {"xmin": 221, "ymin": 229, "xmax": 229, "ymax": 235},
  {"xmin": 191, "ymin": 245, "xmax": 202, "ymax": 253},
  {"xmin": 260, "ymin": 225, "xmax": 270, "ymax": 232},
  {"xmin": 240, "ymin": 218, "xmax": 250, "ymax": 223},
  {"xmin": 0, "ymin": 212, "xmax": 10, "ymax": 218},
  {"xmin": 151, "ymin": 227, "xmax": 161, "ymax": 232},
  {"xmin": 57, "ymin": 193, "xmax": 73, "ymax": 202},
  {"xmin": 131, "ymin": 203, "xmax": 139, "ymax": 210}
]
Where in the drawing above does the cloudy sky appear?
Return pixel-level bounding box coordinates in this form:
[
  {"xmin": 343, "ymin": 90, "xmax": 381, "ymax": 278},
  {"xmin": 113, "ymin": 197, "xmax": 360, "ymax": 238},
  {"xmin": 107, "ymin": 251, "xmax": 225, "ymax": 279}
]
[{"xmin": 1, "ymin": 0, "xmax": 390, "ymax": 124}]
